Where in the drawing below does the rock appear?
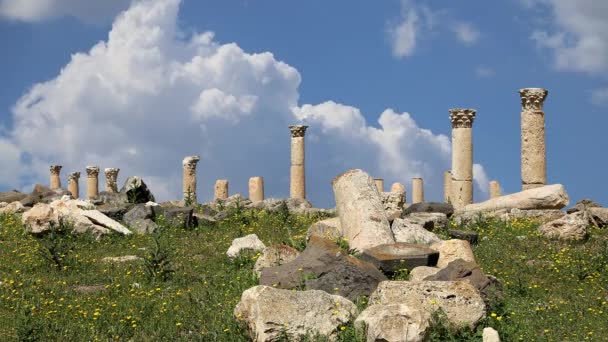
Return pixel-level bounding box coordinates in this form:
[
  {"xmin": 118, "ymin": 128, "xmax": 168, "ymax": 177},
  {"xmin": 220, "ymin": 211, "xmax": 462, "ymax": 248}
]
[
  {"xmin": 448, "ymin": 230, "xmax": 479, "ymax": 245},
  {"xmin": 306, "ymin": 217, "xmax": 342, "ymax": 241},
  {"xmin": 459, "ymin": 184, "xmax": 569, "ymax": 213},
  {"xmin": 0, "ymin": 190, "xmax": 27, "ymax": 203},
  {"xmin": 120, "ymin": 176, "xmax": 155, "ymax": 204},
  {"xmin": 48, "ymin": 201, "xmax": 110, "ymax": 236},
  {"xmin": 215, "ymin": 194, "xmax": 252, "ymax": 210},
  {"xmin": 21, "ymin": 185, "xmax": 73, "ymax": 206},
  {"xmin": 145, "ymin": 201, "xmax": 159, "ymax": 207},
  {"xmin": 430, "ymin": 240, "xmax": 476, "ymax": 268},
  {"xmin": 369, "ymin": 281, "xmax": 486, "ymax": 328},
  {"xmin": 81, "ymin": 210, "xmax": 132, "ymax": 235},
  {"xmin": 402, "ymin": 202, "xmax": 454, "ymax": 217},
  {"xmin": 391, "ymin": 218, "xmax": 442, "ymax": 245},
  {"xmin": 192, "ymin": 212, "xmax": 216, "ymax": 226},
  {"xmin": 102, "ymin": 255, "xmax": 142, "ymax": 263},
  {"xmin": 155, "ymin": 207, "xmax": 195, "ymax": 229},
  {"xmin": 538, "ymin": 211, "xmax": 589, "ymax": 240},
  {"xmin": 0, "ymin": 201, "xmax": 26, "ymax": 215},
  {"xmin": 234, "ymin": 285, "xmax": 357, "ymax": 342},
  {"xmin": 589, "ymin": 208, "xmax": 608, "ymax": 227},
  {"xmin": 405, "ymin": 213, "xmax": 448, "ymax": 231},
  {"xmin": 483, "ymin": 327, "xmax": 501, "ymax": 342},
  {"xmin": 381, "ymin": 191, "xmax": 405, "ymax": 222},
  {"xmin": 422, "ymin": 259, "xmax": 497, "ymax": 298},
  {"xmin": 95, "ymin": 191, "xmax": 129, "ymax": 206},
  {"xmin": 0, "ymin": 202, "xmax": 6, "ymax": 208},
  {"xmin": 123, "ymin": 204, "xmax": 158, "ymax": 234},
  {"xmin": 246, "ymin": 197, "xmax": 313, "ymax": 215},
  {"xmin": 227, "ymin": 234, "xmax": 266, "ymax": 259},
  {"xmin": 96, "ymin": 203, "xmax": 134, "ymax": 222},
  {"xmin": 566, "ymin": 199, "xmax": 602, "ymax": 214},
  {"xmin": 361, "ymin": 243, "xmax": 439, "ymax": 274},
  {"xmin": 259, "ymin": 236, "xmax": 387, "ymax": 301},
  {"xmin": 253, "ymin": 245, "xmax": 300, "ymax": 276},
  {"xmin": 354, "ymin": 303, "xmax": 430, "ymax": 342},
  {"xmin": 22, "ymin": 203, "xmax": 59, "ymax": 234},
  {"xmin": 409, "ymin": 266, "xmax": 440, "ymax": 281},
  {"xmin": 332, "ymin": 169, "xmax": 394, "ymax": 252}
]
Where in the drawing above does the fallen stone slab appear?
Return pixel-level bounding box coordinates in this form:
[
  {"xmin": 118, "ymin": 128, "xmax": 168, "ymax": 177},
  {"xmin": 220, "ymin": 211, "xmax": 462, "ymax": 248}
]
[
  {"xmin": 361, "ymin": 243, "xmax": 439, "ymax": 274},
  {"xmin": 589, "ymin": 208, "xmax": 608, "ymax": 227},
  {"xmin": 566, "ymin": 199, "xmax": 602, "ymax": 214},
  {"xmin": 234, "ymin": 286, "xmax": 357, "ymax": 342},
  {"xmin": 458, "ymin": 184, "xmax": 569, "ymax": 213},
  {"xmin": 354, "ymin": 303, "xmax": 431, "ymax": 342},
  {"xmin": 253, "ymin": 245, "xmax": 300, "ymax": 276},
  {"xmin": 430, "ymin": 240, "xmax": 476, "ymax": 268},
  {"xmin": 483, "ymin": 327, "xmax": 501, "ymax": 342},
  {"xmin": 402, "ymin": 202, "xmax": 454, "ymax": 217},
  {"xmin": 306, "ymin": 217, "xmax": 342, "ymax": 241},
  {"xmin": 81, "ymin": 210, "xmax": 132, "ymax": 235},
  {"xmin": 405, "ymin": 212, "xmax": 448, "ymax": 231},
  {"xmin": 448, "ymin": 230, "xmax": 479, "ymax": 245},
  {"xmin": 409, "ymin": 266, "xmax": 440, "ymax": 281},
  {"xmin": 538, "ymin": 211, "xmax": 589, "ymax": 240},
  {"xmin": 391, "ymin": 218, "xmax": 442, "ymax": 245},
  {"xmin": 0, "ymin": 201, "xmax": 26, "ymax": 215},
  {"xmin": 227, "ymin": 234, "xmax": 266, "ymax": 259},
  {"xmin": 102, "ymin": 256, "xmax": 142, "ymax": 263},
  {"xmin": 422, "ymin": 259, "xmax": 497, "ymax": 298}
]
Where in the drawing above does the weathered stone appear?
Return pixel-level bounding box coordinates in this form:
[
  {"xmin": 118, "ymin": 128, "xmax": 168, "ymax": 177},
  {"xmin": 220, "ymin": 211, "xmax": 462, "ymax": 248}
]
[
  {"xmin": 67, "ymin": 172, "xmax": 80, "ymax": 199},
  {"xmin": 332, "ymin": 169, "xmax": 394, "ymax": 252},
  {"xmin": 444, "ymin": 171, "xmax": 452, "ymax": 204},
  {"xmin": 289, "ymin": 125, "xmax": 308, "ymax": 199},
  {"xmin": 566, "ymin": 199, "xmax": 602, "ymax": 214},
  {"xmin": 402, "ymin": 202, "xmax": 454, "ymax": 216},
  {"xmin": 382, "ymin": 191, "xmax": 405, "ymax": 221},
  {"xmin": 81, "ymin": 210, "xmax": 132, "ymax": 235},
  {"xmin": 489, "ymin": 181, "xmax": 502, "ymax": 199},
  {"xmin": 405, "ymin": 212, "xmax": 448, "ymax": 231},
  {"xmin": 0, "ymin": 190, "xmax": 27, "ymax": 203},
  {"xmin": 182, "ymin": 156, "xmax": 200, "ymax": 204},
  {"xmin": 430, "ymin": 240, "xmax": 476, "ymax": 268},
  {"xmin": 483, "ymin": 327, "xmax": 501, "ymax": 342},
  {"xmin": 306, "ymin": 217, "xmax": 342, "ymax": 241},
  {"xmin": 120, "ymin": 176, "xmax": 155, "ymax": 204},
  {"xmin": 0, "ymin": 201, "xmax": 26, "ymax": 215},
  {"xmin": 102, "ymin": 255, "xmax": 142, "ymax": 263},
  {"xmin": 361, "ymin": 243, "xmax": 439, "ymax": 274},
  {"xmin": 374, "ymin": 178, "xmax": 385, "ymax": 192},
  {"xmin": 49, "ymin": 165, "xmax": 62, "ymax": 190},
  {"xmin": 589, "ymin": 207, "xmax": 608, "ymax": 227},
  {"xmin": 448, "ymin": 230, "xmax": 479, "ymax": 245},
  {"xmin": 354, "ymin": 304, "xmax": 431, "ymax": 342},
  {"xmin": 234, "ymin": 286, "xmax": 357, "ymax": 342},
  {"xmin": 459, "ymin": 184, "xmax": 569, "ymax": 213},
  {"xmin": 124, "ymin": 204, "xmax": 157, "ymax": 234},
  {"xmin": 391, "ymin": 219, "xmax": 442, "ymax": 245},
  {"xmin": 22, "ymin": 202, "xmax": 110, "ymax": 237},
  {"xmin": 450, "ymin": 108, "xmax": 476, "ymax": 209},
  {"xmin": 248, "ymin": 177, "xmax": 264, "ymax": 203},
  {"xmin": 227, "ymin": 234, "xmax": 266, "ymax": 259},
  {"xmin": 253, "ymin": 245, "xmax": 300, "ymax": 276},
  {"xmin": 411, "ymin": 178, "xmax": 424, "ymax": 204},
  {"xmin": 369, "ymin": 281, "xmax": 486, "ymax": 328},
  {"xmin": 520, "ymin": 88, "xmax": 548, "ymax": 190},
  {"xmin": 259, "ymin": 236, "xmax": 387, "ymax": 301},
  {"xmin": 246, "ymin": 198, "xmax": 312, "ymax": 214},
  {"xmin": 390, "ymin": 182, "xmax": 406, "ymax": 196},
  {"xmin": 96, "ymin": 202, "xmax": 134, "ymax": 222},
  {"xmin": 214, "ymin": 179, "xmax": 229, "ymax": 200},
  {"xmin": 538, "ymin": 211, "xmax": 589, "ymax": 240},
  {"xmin": 500, "ymin": 208, "xmax": 566, "ymax": 224},
  {"xmin": 85, "ymin": 166, "xmax": 100, "ymax": 200},
  {"xmin": 154, "ymin": 206, "xmax": 195, "ymax": 229},
  {"xmin": 409, "ymin": 266, "xmax": 440, "ymax": 281},
  {"xmin": 193, "ymin": 212, "xmax": 216, "ymax": 226},
  {"xmin": 422, "ymin": 259, "xmax": 495, "ymax": 297},
  {"xmin": 48, "ymin": 200, "xmax": 110, "ymax": 236},
  {"xmin": 96, "ymin": 191, "xmax": 129, "ymax": 206},
  {"xmin": 21, "ymin": 203, "xmax": 59, "ymax": 234}
]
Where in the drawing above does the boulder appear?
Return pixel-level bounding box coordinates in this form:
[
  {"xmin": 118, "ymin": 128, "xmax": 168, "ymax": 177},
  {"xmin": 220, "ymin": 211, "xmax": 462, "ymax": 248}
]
[
  {"xmin": 48, "ymin": 201, "xmax": 110, "ymax": 236},
  {"xmin": 22, "ymin": 202, "xmax": 111, "ymax": 236},
  {"xmin": 332, "ymin": 169, "xmax": 394, "ymax": 252},
  {"xmin": 154, "ymin": 207, "xmax": 195, "ymax": 229},
  {"xmin": 458, "ymin": 184, "xmax": 569, "ymax": 213},
  {"xmin": 0, "ymin": 190, "xmax": 27, "ymax": 203},
  {"xmin": 259, "ymin": 236, "xmax": 387, "ymax": 301},
  {"xmin": 566, "ymin": 199, "xmax": 602, "ymax": 214},
  {"xmin": 430, "ymin": 240, "xmax": 476, "ymax": 268},
  {"xmin": 381, "ymin": 191, "xmax": 405, "ymax": 221},
  {"xmin": 422, "ymin": 259, "xmax": 497, "ymax": 298},
  {"xmin": 483, "ymin": 327, "xmax": 501, "ymax": 342},
  {"xmin": 306, "ymin": 217, "xmax": 342, "ymax": 241},
  {"xmin": 354, "ymin": 303, "xmax": 430, "ymax": 342},
  {"xmin": 448, "ymin": 230, "xmax": 479, "ymax": 245},
  {"xmin": 21, "ymin": 203, "xmax": 59, "ymax": 234},
  {"xmin": 409, "ymin": 266, "xmax": 440, "ymax": 281},
  {"xmin": 227, "ymin": 234, "xmax": 266, "ymax": 259},
  {"xmin": 361, "ymin": 243, "xmax": 439, "ymax": 274},
  {"xmin": 538, "ymin": 211, "xmax": 589, "ymax": 240},
  {"xmin": 21, "ymin": 185, "xmax": 72, "ymax": 206},
  {"xmin": 589, "ymin": 208, "xmax": 608, "ymax": 228},
  {"xmin": 96, "ymin": 203, "xmax": 134, "ymax": 222},
  {"xmin": 124, "ymin": 204, "xmax": 157, "ymax": 234},
  {"xmin": 391, "ymin": 218, "xmax": 442, "ymax": 245},
  {"xmin": 402, "ymin": 202, "xmax": 454, "ymax": 217},
  {"xmin": 369, "ymin": 281, "xmax": 486, "ymax": 328},
  {"xmin": 81, "ymin": 210, "xmax": 132, "ymax": 235},
  {"xmin": 253, "ymin": 245, "xmax": 300, "ymax": 276},
  {"xmin": 214, "ymin": 194, "xmax": 251, "ymax": 210},
  {"xmin": 95, "ymin": 191, "xmax": 129, "ymax": 206},
  {"xmin": 192, "ymin": 212, "xmax": 216, "ymax": 226},
  {"xmin": 120, "ymin": 176, "xmax": 155, "ymax": 204},
  {"xmin": 0, "ymin": 201, "xmax": 26, "ymax": 215},
  {"xmin": 405, "ymin": 213, "xmax": 448, "ymax": 231},
  {"xmin": 234, "ymin": 286, "xmax": 357, "ymax": 342}
]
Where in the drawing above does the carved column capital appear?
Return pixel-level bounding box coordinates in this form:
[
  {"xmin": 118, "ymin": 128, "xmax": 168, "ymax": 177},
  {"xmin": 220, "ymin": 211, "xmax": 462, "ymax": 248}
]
[
  {"xmin": 104, "ymin": 168, "xmax": 120, "ymax": 177},
  {"xmin": 68, "ymin": 172, "xmax": 80, "ymax": 182},
  {"xmin": 86, "ymin": 166, "xmax": 100, "ymax": 177},
  {"xmin": 289, "ymin": 125, "xmax": 308, "ymax": 138},
  {"xmin": 50, "ymin": 165, "xmax": 62, "ymax": 175},
  {"xmin": 519, "ymin": 88, "xmax": 548, "ymax": 111},
  {"xmin": 449, "ymin": 109, "xmax": 477, "ymax": 128},
  {"xmin": 182, "ymin": 156, "xmax": 200, "ymax": 176}
]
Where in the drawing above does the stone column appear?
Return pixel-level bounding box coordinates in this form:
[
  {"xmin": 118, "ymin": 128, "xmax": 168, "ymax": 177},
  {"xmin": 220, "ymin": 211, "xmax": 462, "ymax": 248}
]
[
  {"xmin": 182, "ymin": 156, "xmax": 200, "ymax": 204},
  {"xmin": 489, "ymin": 180, "xmax": 502, "ymax": 199},
  {"xmin": 49, "ymin": 165, "xmax": 62, "ymax": 190},
  {"xmin": 214, "ymin": 179, "xmax": 229, "ymax": 200},
  {"xmin": 67, "ymin": 172, "xmax": 80, "ymax": 199},
  {"xmin": 104, "ymin": 168, "xmax": 120, "ymax": 193},
  {"xmin": 412, "ymin": 177, "xmax": 424, "ymax": 204},
  {"xmin": 86, "ymin": 166, "xmax": 100, "ymax": 200},
  {"xmin": 390, "ymin": 182, "xmax": 405, "ymax": 195},
  {"xmin": 519, "ymin": 88, "xmax": 548, "ymax": 190},
  {"xmin": 249, "ymin": 176, "xmax": 264, "ymax": 203},
  {"xmin": 443, "ymin": 171, "xmax": 452, "ymax": 204},
  {"xmin": 374, "ymin": 178, "xmax": 385, "ymax": 193},
  {"xmin": 289, "ymin": 125, "xmax": 308, "ymax": 199},
  {"xmin": 449, "ymin": 108, "xmax": 476, "ymax": 209}
]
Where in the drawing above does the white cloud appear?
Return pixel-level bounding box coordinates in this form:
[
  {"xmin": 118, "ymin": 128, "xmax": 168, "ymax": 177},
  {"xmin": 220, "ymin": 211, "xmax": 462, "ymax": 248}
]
[
  {"xmin": 387, "ymin": 5, "xmax": 420, "ymax": 58},
  {"xmin": 452, "ymin": 22, "xmax": 480, "ymax": 45},
  {"xmin": 0, "ymin": 0, "xmax": 131, "ymax": 23},
  {"xmin": 591, "ymin": 88, "xmax": 608, "ymax": 106},
  {"xmin": 0, "ymin": 139, "xmax": 21, "ymax": 188},
  {"xmin": 473, "ymin": 164, "xmax": 489, "ymax": 194},
  {"xmin": 475, "ymin": 66, "xmax": 496, "ymax": 78},
  {"xmin": 0, "ymin": 0, "xmax": 490, "ymax": 207},
  {"xmin": 528, "ymin": 0, "xmax": 608, "ymax": 74}
]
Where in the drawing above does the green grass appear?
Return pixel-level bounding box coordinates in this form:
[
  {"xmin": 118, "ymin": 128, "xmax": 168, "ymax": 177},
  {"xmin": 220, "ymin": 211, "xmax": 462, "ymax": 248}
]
[{"xmin": 0, "ymin": 208, "xmax": 607, "ymax": 341}]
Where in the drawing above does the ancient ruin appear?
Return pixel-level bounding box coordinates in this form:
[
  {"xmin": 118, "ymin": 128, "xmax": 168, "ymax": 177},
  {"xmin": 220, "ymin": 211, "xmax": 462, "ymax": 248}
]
[
  {"xmin": 49, "ymin": 165, "xmax": 62, "ymax": 190},
  {"xmin": 390, "ymin": 182, "xmax": 405, "ymax": 196},
  {"xmin": 519, "ymin": 88, "xmax": 548, "ymax": 190},
  {"xmin": 412, "ymin": 177, "xmax": 424, "ymax": 204},
  {"xmin": 104, "ymin": 168, "xmax": 120, "ymax": 193},
  {"xmin": 289, "ymin": 125, "xmax": 307, "ymax": 199},
  {"xmin": 374, "ymin": 178, "xmax": 385, "ymax": 193},
  {"xmin": 182, "ymin": 156, "xmax": 200, "ymax": 204},
  {"xmin": 85, "ymin": 166, "xmax": 100, "ymax": 200},
  {"xmin": 490, "ymin": 180, "xmax": 502, "ymax": 199},
  {"xmin": 214, "ymin": 179, "xmax": 229, "ymax": 200},
  {"xmin": 67, "ymin": 171, "xmax": 80, "ymax": 199},
  {"xmin": 443, "ymin": 171, "xmax": 452, "ymax": 203},
  {"xmin": 449, "ymin": 108, "xmax": 476, "ymax": 210},
  {"xmin": 249, "ymin": 176, "xmax": 264, "ymax": 203}
]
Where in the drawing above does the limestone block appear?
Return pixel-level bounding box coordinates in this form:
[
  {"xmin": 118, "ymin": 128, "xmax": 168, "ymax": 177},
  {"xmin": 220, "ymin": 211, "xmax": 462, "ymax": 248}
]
[
  {"xmin": 430, "ymin": 239, "xmax": 476, "ymax": 268},
  {"xmin": 458, "ymin": 184, "xmax": 569, "ymax": 213},
  {"xmin": 355, "ymin": 304, "xmax": 431, "ymax": 342}
]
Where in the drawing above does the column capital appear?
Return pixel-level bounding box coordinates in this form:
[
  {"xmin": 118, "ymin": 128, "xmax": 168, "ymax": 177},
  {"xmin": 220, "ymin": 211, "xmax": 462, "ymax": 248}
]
[
  {"xmin": 104, "ymin": 168, "xmax": 120, "ymax": 176},
  {"xmin": 449, "ymin": 108, "xmax": 477, "ymax": 128},
  {"xmin": 182, "ymin": 155, "xmax": 200, "ymax": 168},
  {"xmin": 68, "ymin": 172, "xmax": 80, "ymax": 181},
  {"xmin": 50, "ymin": 165, "xmax": 62, "ymax": 175},
  {"xmin": 288, "ymin": 125, "xmax": 308, "ymax": 138},
  {"xmin": 86, "ymin": 166, "xmax": 100, "ymax": 177},
  {"xmin": 519, "ymin": 88, "xmax": 548, "ymax": 111}
]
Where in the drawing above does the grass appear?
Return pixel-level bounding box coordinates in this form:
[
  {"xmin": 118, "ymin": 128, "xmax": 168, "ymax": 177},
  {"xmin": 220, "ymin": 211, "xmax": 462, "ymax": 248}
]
[{"xmin": 0, "ymin": 207, "xmax": 606, "ymax": 341}]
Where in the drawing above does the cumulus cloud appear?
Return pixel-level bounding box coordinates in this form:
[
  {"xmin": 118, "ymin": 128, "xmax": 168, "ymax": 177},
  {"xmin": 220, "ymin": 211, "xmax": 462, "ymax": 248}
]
[
  {"xmin": 0, "ymin": 0, "xmax": 490, "ymax": 206},
  {"xmin": 0, "ymin": 0, "xmax": 131, "ymax": 23},
  {"xmin": 452, "ymin": 22, "xmax": 480, "ymax": 45}
]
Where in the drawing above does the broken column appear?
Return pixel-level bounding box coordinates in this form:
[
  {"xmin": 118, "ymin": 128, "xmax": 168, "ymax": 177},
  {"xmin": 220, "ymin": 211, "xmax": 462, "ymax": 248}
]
[
  {"xmin": 86, "ymin": 166, "xmax": 100, "ymax": 200},
  {"xmin": 49, "ymin": 165, "xmax": 62, "ymax": 190},
  {"xmin": 332, "ymin": 169, "xmax": 394, "ymax": 251},
  {"xmin": 182, "ymin": 156, "xmax": 200, "ymax": 204},
  {"xmin": 444, "ymin": 171, "xmax": 452, "ymax": 203},
  {"xmin": 412, "ymin": 177, "xmax": 424, "ymax": 204},
  {"xmin": 249, "ymin": 176, "xmax": 264, "ymax": 203},
  {"xmin": 490, "ymin": 180, "xmax": 502, "ymax": 199},
  {"xmin": 289, "ymin": 125, "xmax": 308, "ymax": 199},
  {"xmin": 390, "ymin": 182, "xmax": 405, "ymax": 195},
  {"xmin": 519, "ymin": 88, "xmax": 548, "ymax": 190},
  {"xmin": 104, "ymin": 168, "xmax": 120, "ymax": 193},
  {"xmin": 449, "ymin": 108, "xmax": 476, "ymax": 210},
  {"xmin": 67, "ymin": 172, "xmax": 80, "ymax": 199},
  {"xmin": 374, "ymin": 178, "xmax": 385, "ymax": 193},
  {"xmin": 214, "ymin": 179, "xmax": 229, "ymax": 200}
]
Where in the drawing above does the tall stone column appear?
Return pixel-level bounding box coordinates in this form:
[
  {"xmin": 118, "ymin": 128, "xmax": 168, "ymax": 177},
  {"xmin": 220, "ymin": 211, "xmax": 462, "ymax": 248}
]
[
  {"xmin": 49, "ymin": 165, "xmax": 62, "ymax": 190},
  {"xmin": 214, "ymin": 179, "xmax": 229, "ymax": 200},
  {"xmin": 67, "ymin": 172, "xmax": 80, "ymax": 199},
  {"xmin": 449, "ymin": 108, "xmax": 476, "ymax": 209},
  {"xmin": 412, "ymin": 177, "xmax": 424, "ymax": 204},
  {"xmin": 443, "ymin": 171, "xmax": 452, "ymax": 204},
  {"xmin": 374, "ymin": 178, "xmax": 385, "ymax": 193},
  {"xmin": 519, "ymin": 88, "xmax": 548, "ymax": 190},
  {"xmin": 489, "ymin": 180, "xmax": 502, "ymax": 199},
  {"xmin": 86, "ymin": 166, "xmax": 100, "ymax": 200},
  {"xmin": 289, "ymin": 125, "xmax": 308, "ymax": 199},
  {"xmin": 182, "ymin": 156, "xmax": 200, "ymax": 204},
  {"xmin": 104, "ymin": 168, "xmax": 120, "ymax": 193},
  {"xmin": 249, "ymin": 176, "xmax": 264, "ymax": 203}
]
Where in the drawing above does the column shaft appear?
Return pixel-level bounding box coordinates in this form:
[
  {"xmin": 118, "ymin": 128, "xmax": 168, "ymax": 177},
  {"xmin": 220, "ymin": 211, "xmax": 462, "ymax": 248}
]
[
  {"xmin": 520, "ymin": 88, "xmax": 548, "ymax": 190},
  {"xmin": 67, "ymin": 172, "xmax": 80, "ymax": 199},
  {"xmin": 86, "ymin": 166, "xmax": 100, "ymax": 200},
  {"xmin": 374, "ymin": 178, "xmax": 384, "ymax": 193},
  {"xmin": 214, "ymin": 179, "xmax": 229, "ymax": 200},
  {"xmin": 443, "ymin": 171, "xmax": 452, "ymax": 204},
  {"xmin": 182, "ymin": 156, "xmax": 200, "ymax": 204},
  {"xmin": 50, "ymin": 165, "xmax": 62, "ymax": 190},
  {"xmin": 289, "ymin": 125, "xmax": 307, "ymax": 199},
  {"xmin": 104, "ymin": 168, "xmax": 120, "ymax": 193},
  {"xmin": 249, "ymin": 176, "xmax": 264, "ymax": 203},
  {"xmin": 489, "ymin": 180, "xmax": 502, "ymax": 199},
  {"xmin": 412, "ymin": 178, "xmax": 424, "ymax": 204},
  {"xmin": 449, "ymin": 108, "xmax": 476, "ymax": 209}
]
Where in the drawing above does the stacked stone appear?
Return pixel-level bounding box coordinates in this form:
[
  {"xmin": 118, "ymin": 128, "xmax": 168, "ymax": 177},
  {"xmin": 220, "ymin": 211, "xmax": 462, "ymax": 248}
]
[
  {"xmin": 67, "ymin": 172, "xmax": 80, "ymax": 199},
  {"xmin": 519, "ymin": 88, "xmax": 548, "ymax": 190},
  {"xmin": 49, "ymin": 165, "xmax": 62, "ymax": 190},
  {"xmin": 289, "ymin": 125, "xmax": 307, "ymax": 199},
  {"xmin": 104, "ymin": 168, "xmax": 120, "ymax": 193},
  {"xmin": 182, "ymin": 156, "xmax": 200, "ymax": 204},
  {"xmin": 86, "ymin": 166, "xmax": 100, "ymax": 200},
  {"xmin": 449, "ymin": 108, "xmax": 476, "ymax": 209}
]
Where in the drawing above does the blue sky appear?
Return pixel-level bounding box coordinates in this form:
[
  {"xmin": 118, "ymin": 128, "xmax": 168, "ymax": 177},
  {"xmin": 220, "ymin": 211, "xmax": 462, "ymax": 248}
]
[{"xmin": 0, "ymin": 0, "xmax": 606, "ymax": 207}]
